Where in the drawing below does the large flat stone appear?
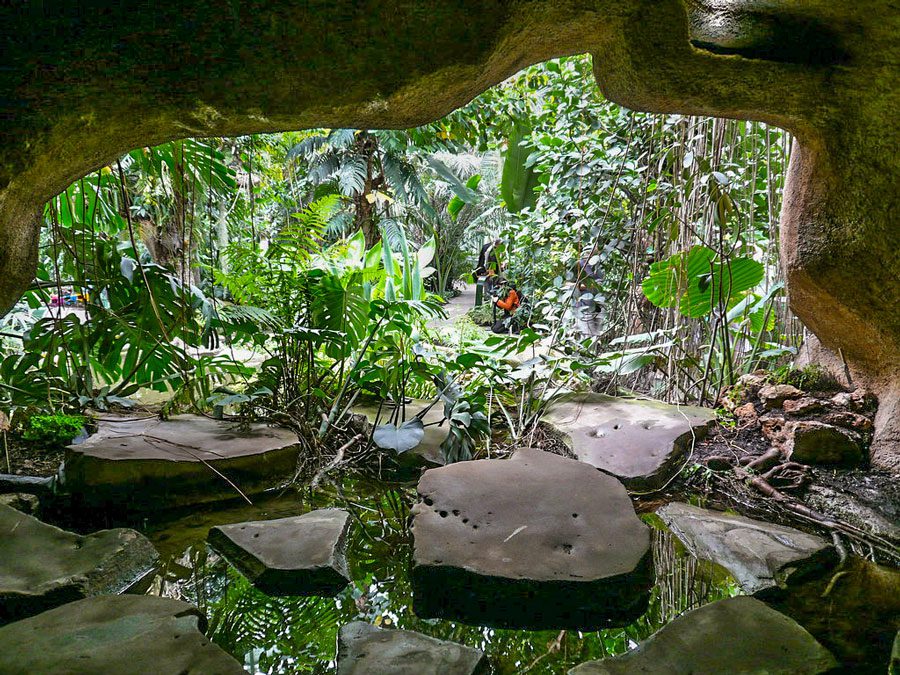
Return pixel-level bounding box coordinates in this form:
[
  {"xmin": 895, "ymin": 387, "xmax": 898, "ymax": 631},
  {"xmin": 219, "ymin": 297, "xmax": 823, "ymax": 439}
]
[
  {"xmin": 337, "ymin": 621, "xmax": 486, "ymax": 675},
  {"xmin": 0, "ymin": 595, "xmax": 244, "ymax": 674},
  {"xmin": 542, "ymin": 394, "xmax": 715, "ymax": 491},
  {"xmin": 570, "ymin": 596, "xmax": 837, "ymax": 675},
  {"xmin": 657, "ymin": 502, "xmax": 836, "ymax": 597},
  {"xmin": 411, "ymin": 448, "xmax": 651, "ymax": 630},
  {"xmin": 0, "ymin": 503, "xmax": 158, "ymax": 624},
  {"xmin": 62, "ymin": 415, "xmax": 301, "ymax": 509},
  {"xmin": 208, "ymin": 508, "xmax": 351, "ymax": 596}
]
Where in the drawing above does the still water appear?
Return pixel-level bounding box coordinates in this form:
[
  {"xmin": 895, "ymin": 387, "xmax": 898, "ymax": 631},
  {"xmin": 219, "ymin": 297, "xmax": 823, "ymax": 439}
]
[{"xmin": 141, "ymin": 473, "xmax": 745, "ymax": 674}]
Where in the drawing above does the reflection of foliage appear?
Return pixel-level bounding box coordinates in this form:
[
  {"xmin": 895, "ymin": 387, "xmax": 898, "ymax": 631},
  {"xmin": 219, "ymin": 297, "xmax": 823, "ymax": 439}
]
[
  {"xmin": 147, "ymin": 475, "xmax": 743, "ymax": 674},
  {"xmin": 210, "ymin": 570, "xmax": 345, "ymax": 674}
]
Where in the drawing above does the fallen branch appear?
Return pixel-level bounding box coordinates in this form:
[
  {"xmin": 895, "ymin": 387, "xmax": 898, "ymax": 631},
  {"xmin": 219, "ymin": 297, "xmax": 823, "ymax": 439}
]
[
  {"xmin": 732, "ymin": 466, "xmax": 899, "ymax": 563},
  {"xmin": 744, "ymin": 447, "xmax": 781, "ymax": 472},
  {"xmin": 310, "ymin": 434, "xmax": 363, "ymax": 489}
]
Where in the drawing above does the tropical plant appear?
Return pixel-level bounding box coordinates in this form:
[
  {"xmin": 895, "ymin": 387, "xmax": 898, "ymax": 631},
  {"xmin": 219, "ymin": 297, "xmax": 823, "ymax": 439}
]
[
  {"xmin": 19, "ymin": 413, "xmax": 87, "ymax": 447},
  {"xmin": 290, "ymin": 129, "xmax": 428, "ymax": 247}
]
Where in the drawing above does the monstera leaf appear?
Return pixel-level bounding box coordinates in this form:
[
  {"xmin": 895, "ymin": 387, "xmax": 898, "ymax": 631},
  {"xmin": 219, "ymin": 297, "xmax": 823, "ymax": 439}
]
[{"xmin": 373, "ymin": 418, "xmax": 425, "ymax": 454}]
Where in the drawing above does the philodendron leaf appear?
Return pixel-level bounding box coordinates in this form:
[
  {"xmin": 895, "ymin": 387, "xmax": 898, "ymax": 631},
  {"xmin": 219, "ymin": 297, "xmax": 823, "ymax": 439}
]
[
  {"xmin": 642, "ymin": 245, "xmax": 764, "ymax": 318},
  {"xmin": 373, "ymin": 418, "xmax": 425, "ymax": 454}
]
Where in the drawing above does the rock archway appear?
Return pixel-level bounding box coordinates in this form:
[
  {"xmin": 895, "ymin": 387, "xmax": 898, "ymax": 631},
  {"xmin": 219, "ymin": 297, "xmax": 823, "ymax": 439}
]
[{"xmin": 1, "ymin": 0, "xmax": 897, "ymax": 470}]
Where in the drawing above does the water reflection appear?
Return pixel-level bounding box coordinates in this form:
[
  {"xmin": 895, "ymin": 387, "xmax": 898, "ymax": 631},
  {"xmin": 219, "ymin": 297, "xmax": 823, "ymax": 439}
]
[{"xmin": 144, "ymin": 474, "xmax": 741, "ymax": 673}]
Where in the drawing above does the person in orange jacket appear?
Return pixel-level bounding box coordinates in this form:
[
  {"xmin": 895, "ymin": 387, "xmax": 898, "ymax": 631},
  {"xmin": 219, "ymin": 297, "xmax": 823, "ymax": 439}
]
[
  {"xmin": 491, "ymin": 282, "xmax": 522, "ymax": 334},
  {"xmin": 495, "ymin": 285, "xmax": 520, "ymax": 314}
]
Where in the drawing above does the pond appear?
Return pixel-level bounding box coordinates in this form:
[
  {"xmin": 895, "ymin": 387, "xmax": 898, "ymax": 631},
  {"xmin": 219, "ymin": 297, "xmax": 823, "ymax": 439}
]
[{"xmin": 140, "ymin": 474, "xmax": 745, "ymax": 674}]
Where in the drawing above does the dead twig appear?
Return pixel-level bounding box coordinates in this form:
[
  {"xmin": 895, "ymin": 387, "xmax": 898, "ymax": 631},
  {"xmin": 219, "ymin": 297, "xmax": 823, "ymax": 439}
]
[{"xmin": 310, "ymin": 434, "xmax": 363, "ymax": 489}]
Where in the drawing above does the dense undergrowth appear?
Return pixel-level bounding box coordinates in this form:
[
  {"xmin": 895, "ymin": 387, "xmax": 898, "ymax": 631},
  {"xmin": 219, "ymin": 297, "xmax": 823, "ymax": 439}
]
[{"xmin": 0, "ymin": 55, "xmax": 802, "ymax": 467}]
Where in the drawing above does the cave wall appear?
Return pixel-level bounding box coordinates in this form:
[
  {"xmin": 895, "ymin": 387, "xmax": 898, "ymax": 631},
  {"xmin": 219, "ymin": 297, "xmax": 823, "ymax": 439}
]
[{"xmin": 1, "ymin": 0, "xmax": 897, "ymax": 470}]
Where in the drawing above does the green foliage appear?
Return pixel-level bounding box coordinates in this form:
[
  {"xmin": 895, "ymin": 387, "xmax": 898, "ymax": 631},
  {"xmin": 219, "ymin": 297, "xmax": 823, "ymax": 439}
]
[
  {"xmin": 500, "ymin": 119, "xmax": 539, "ymax": 213},
  {"xmin": 7, "ymin": 52, "xmax": 800, "ymax": 472},
  {"xmin": 642, "ymin": 245, "xmax": 765, "ymax": 318},
  {"xmin": 20, "ymin": 413, "xmax": 86, "ymax": 447},
  {"xmin": 771, "ymin": 364, "xmax": 841, "ymax": 393}
]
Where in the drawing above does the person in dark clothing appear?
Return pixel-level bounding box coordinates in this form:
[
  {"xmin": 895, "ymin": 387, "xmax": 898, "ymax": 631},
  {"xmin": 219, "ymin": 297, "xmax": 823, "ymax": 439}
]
[{"xmin": 475, "ymin": 238, "xmax": 502, "ymax": 291}]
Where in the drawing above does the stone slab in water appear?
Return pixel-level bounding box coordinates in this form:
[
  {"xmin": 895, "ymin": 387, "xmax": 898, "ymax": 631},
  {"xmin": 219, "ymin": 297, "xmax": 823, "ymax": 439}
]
[
  {"xmin": 0, "ymin": 594, "xmax": 245, "ymax": 674},
  {"xmin": 411, "ymin": 448, "xmax": 652, "ymax": 630},
  {"xmin": 542, "ymin": 393, "xmax": 715, "ymax": 491},
  {"xmin": 0, "ymin": 502, "xmax": 158, "ymax": 624},
  {"xmin": 657, "ymin": 502, "xmax": 836, "ymax": 596},
  {"xmin": 62, "ymin": 415, "xmax": 301, "ymax": 509},
  {"xmin": 569, "ymin": 595, "xmax": 837, "ymax": 675},
  {"xmin": 337, "ymin": 621, "xmax": 486, "ymax": 675},
  {"xmin": 353, "ymin": 400, "xmax": 448, "ymax": 468},
  {"xmin": 208, "ymin": 508, "xmax": 351, "ymax": 596}
]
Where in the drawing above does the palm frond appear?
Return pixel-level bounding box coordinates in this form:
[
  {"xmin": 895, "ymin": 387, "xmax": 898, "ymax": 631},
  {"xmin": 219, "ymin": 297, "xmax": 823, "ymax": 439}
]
[
  {"xmin": 328, "ymin": 128, "xmax": 358, "ymax": 149},
  {"xmin": 338, "ymin": 156, "xmax": 367, "ymax": 196}
]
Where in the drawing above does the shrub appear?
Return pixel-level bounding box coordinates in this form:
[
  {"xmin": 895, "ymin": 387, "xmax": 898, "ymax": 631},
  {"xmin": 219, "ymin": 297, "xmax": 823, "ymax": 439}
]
[{"xmin": 20, "ymin": 413, "xmax": 87, "ymax": 448}]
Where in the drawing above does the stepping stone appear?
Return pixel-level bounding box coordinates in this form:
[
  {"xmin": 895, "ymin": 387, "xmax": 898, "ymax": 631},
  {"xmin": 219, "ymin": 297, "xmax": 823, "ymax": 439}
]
[
  {"xmin": 353, "ymin": 400, "xmax": 448, "ymax": 468},
  {"xmin": 337, "ymin": 621, "xmax": 485, "ymax": 675},
  {"xmin": 569, "ymin": 596, "xmax": 836, "ymax": 674},
  {"xmin": 0, "ymin": 595, "xmax": 245, "ymax": 674},
  {"xmin": 656, "ymin": 502, "xmax": 836, "ymax": 596},
  {"xmin": 208, "ymin": 508, "xmax": 351, "ymax": 596},
  {"xmin": 62, "ymin": 415, "xmax": 301, "ymax": 509},
  {"xmin": 0, "ymin": 503, "xmax": 159, "ymax": 624},
  {"xmin": 542, "ymin": 393, "xmax": 716, "ymax": 491},
  {"xmin": 411, "ymin": 448, "xmax": 652, "ymax": 630}
]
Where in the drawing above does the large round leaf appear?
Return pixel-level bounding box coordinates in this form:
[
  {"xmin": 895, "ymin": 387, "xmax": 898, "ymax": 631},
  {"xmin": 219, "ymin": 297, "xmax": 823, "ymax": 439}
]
[{"xmin": 373, "ymin": 418, "xmax": 425, "ymax": 454}]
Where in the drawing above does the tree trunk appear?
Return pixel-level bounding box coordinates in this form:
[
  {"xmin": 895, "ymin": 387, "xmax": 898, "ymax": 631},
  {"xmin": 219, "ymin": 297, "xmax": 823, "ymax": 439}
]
[{"xmin": 354, "ymin": 133, "xmax": 381, "ymax": 249}]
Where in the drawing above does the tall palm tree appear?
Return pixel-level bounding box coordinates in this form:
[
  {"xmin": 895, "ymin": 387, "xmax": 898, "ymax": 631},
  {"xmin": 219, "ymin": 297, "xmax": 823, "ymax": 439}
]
[{"xmin": 291, "ymin": 129, "xmax": 427, "ymax": 248}]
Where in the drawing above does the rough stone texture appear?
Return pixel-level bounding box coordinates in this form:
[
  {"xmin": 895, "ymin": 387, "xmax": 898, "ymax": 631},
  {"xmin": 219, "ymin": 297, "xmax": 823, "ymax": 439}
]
[
  {"xmin": 804, "ymin": 483, "xmax": 900, "ymax": 554},
  {"xmin": 208, "ymin": 508, "xmax": 351, "ymax": 596},
  {"xmin": 758, "ymin": 383, "xmax": 804, "ymax": 409},
  {"xmin": 788, "ymin": 420, "xmax": 864, "ymax": 466},
  {"xmin": 0, "ymin": 594, "xmax": 244, "ymax": 674},
  {"xmin": 353, "ymin": 400, "xmax": 448, "ymax": 468},
  {"xmin": 61, "ymin": 415, "xmax": 301, "ymax": 509},
  {"xmin": 656, "ymin": 502, "xmax": 836, "ymax": 597},
  {"xmin": 0, "ymin": 1, "xmax": 897, "ymax": 471},
  {"xmin": 411, "ymin": 448, "xmax": 652, "ymax": 630},
  {"xmin": 823, "ymin": 411, "xmax": 873, "ymax": 432},
  {"xmin": 720, "ymin": 373, "xmax": 767, "ymax": 411},
  {"xmin": 542, "ymin": 393, "xmax": 716, "ymax": 490},
  {"xmin": 830, "ymin": 388, "xmax": 877, "ymax": 413},
  {"xmin": 569, "ymin": 595, "xmax": 837, "ymax": 674},
  {"xmin": 337, "ymin": 621, "xmax": 486, "ymax": 675},
  {"xmin": 0, "ymin": 492, "xmax": 39, "ymax": 515},
  {"xmin": 0, "ymin": 502, "xmax": 159, "ymax": 624},
  {"xmin": 796, "ymin": 337, "xmax": 898, "ymax": 473},
  {"xmin": 733, "ymin": 402, "xmax": 757, "ymax": 425},
  {"xmin": 783, "ymin": 396, "xmax": 824, "ymax": 416}
]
